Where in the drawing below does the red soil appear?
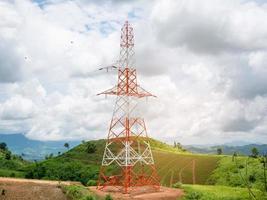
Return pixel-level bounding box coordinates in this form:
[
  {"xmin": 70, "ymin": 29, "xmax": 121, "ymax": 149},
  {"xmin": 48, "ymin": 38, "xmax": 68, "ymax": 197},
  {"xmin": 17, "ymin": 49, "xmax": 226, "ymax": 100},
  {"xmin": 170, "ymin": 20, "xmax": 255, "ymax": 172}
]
[{"xmin": 89, "ymin": 186, "xmax": 184, "ymax": 200}]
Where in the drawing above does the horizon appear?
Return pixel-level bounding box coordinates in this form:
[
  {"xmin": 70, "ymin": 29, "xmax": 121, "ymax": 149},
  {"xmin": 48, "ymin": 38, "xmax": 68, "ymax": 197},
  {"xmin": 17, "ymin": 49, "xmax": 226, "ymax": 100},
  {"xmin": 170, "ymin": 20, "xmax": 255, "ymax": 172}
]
[{"xmin": 0, "ymin": 133, "xmax": 266, "ymax": 146}]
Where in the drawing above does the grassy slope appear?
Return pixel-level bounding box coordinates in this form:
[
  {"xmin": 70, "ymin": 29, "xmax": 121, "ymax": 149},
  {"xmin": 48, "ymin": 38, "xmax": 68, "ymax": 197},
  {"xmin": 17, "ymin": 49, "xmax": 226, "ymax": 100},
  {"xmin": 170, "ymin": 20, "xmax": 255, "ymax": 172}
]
[
  {"xmin": 182, "ymin": 184, "xmax": 266, "ymax": 200},
  {"xmin": 154, "ymin": 151, "xmax": 220, "ymax": 186},
  {"xmin": 28, "ymin": 138, "xmax": 220, "ymax": 186},
  {"xmin": 0, "ymin": 149, "xmax": 29, "ymax": 177},
  {"xmin": 208, "ymin": 156, "xmax": 267, "ymax": 191}
]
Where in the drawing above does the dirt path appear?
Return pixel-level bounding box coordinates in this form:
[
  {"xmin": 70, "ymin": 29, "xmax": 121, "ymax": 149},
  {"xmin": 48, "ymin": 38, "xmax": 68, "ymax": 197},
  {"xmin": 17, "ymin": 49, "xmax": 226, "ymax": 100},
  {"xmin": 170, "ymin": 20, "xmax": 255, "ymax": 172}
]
[
  {"xmin": 0, "ymin": 177, "xmax": 80, "ymax": 200},
  {"xmin": 90, "ymin": 186, "xmax": 184, "ymax": 200}
]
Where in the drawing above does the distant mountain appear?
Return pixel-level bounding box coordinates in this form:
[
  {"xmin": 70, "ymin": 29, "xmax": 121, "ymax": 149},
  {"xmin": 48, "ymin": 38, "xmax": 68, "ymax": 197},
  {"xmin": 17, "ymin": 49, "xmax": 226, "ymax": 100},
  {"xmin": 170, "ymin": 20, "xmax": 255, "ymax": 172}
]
[
  {"xmin": 0, "ymin": 133, "xmax": 80, "ymax": 160},
  {"xmin": 185, "ymin": 143, "xmax": 267, "ymax": 155}
]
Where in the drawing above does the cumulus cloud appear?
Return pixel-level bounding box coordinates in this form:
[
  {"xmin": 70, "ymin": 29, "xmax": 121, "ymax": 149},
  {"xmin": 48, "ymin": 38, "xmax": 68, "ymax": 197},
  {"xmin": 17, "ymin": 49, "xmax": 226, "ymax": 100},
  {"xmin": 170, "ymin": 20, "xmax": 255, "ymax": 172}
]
[
  {"xmin": 152, "ymin": 0, "xmax": 267, "ymax": 54},
  {"xmin": 0, "ymin": 96, "xmax": 35, "ymax": 120},
  {"xmin": 0, "ymin": 0, "xmax": 266, "ymax": 144}
]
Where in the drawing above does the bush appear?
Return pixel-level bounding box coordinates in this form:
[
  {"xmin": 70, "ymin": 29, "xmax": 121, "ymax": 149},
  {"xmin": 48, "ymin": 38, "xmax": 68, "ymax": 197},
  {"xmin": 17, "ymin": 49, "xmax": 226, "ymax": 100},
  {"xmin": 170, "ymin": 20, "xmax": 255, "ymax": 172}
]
[
  {"xmin": 105, "ymin": 194, "xmax": 113, "ymax": 200},
  {"xmin": 184, "ymin": 191, "xmax": 203, "ymax": 200},
  {"xmin": 86, "ymin": 143, "xmax": 97, "ymax": 154},
  {"xmin": 5, "ymin": 152, "xmax": 11, "ymax": 160},
  {"xmin": 25, "ymin": 163, "xmax": 46, "ymax": 179},
  {"xmin": 65, "ymin": 185, "xmax": 83, "ymax": 199},
  {"xmin": 87, "ymin": 180, "xmax": 97, "ymax": 186},
  {"xmin": 248, "ymin": 174, "xmax": 256, "ymax": 183},
  {"xmin": 83, "ymin": 196, "xmax": 95, "ymax": 200},
  {"xmin": 172, "ymin": 181, "xmax": 182, "ymax": 188},
  {"xmin": 0, "ymin": 142, "xmax": 7, "ymax": 151}
]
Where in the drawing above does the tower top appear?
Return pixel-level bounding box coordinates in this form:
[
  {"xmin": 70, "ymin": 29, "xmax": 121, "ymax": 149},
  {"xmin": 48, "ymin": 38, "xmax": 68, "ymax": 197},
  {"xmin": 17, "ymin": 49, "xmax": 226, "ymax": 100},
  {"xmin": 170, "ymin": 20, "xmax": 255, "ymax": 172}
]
[
  {"xmin": 98, "ymin": 21, "xmax": 155, "ymax": 98},
  {"xmin": 119, "ymin": 21, "xmax": 135, "ymax": 69}
]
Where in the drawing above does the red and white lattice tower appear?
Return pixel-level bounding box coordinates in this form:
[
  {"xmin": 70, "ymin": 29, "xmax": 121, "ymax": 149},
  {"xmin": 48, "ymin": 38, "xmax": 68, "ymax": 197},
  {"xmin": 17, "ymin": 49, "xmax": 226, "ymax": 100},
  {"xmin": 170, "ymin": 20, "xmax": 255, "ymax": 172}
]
[{"xmin": 97, "ymin": 21, "xmax": 160, "ymax": 193}]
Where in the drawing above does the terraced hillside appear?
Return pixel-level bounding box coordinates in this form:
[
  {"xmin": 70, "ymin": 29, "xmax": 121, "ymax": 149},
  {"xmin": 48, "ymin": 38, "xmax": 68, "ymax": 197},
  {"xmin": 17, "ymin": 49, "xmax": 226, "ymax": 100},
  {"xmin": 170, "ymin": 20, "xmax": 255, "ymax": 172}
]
[{"xmin": 154, "ymin": 151, "xmax": 220, "ymax": 186}]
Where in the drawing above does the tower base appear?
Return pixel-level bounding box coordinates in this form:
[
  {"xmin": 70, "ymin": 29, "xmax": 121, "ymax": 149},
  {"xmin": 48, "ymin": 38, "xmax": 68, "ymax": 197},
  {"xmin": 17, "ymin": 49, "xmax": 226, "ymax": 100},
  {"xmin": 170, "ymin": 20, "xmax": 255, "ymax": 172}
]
[{"xmin": 90, "ymin": 186, "xmax": 183, "ymax": 200}]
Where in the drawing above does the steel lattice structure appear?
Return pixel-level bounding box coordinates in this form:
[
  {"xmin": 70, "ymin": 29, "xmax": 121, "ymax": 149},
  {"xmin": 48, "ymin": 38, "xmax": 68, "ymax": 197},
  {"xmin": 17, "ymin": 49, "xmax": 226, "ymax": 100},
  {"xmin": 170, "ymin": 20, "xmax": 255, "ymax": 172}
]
[{"xmin": 97, "ymin": 21, "xmax": 160, "ymax": 193}]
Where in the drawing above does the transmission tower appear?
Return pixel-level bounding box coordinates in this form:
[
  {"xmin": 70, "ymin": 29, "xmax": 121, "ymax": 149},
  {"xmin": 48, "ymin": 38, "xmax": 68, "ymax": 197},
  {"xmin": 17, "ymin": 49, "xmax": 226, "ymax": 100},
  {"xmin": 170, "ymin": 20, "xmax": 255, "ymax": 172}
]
[{"xmin": 97, "ymin": 21, "xmax": 160, "ymax": 193}]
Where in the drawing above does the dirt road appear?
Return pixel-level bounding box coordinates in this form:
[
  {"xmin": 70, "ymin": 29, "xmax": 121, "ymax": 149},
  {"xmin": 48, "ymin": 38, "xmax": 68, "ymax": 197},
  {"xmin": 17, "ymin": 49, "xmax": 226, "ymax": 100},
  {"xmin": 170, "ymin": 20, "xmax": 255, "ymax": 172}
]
[{"xmin": 0, "ymin": 177, "xmax": 79, "ymax": 200}]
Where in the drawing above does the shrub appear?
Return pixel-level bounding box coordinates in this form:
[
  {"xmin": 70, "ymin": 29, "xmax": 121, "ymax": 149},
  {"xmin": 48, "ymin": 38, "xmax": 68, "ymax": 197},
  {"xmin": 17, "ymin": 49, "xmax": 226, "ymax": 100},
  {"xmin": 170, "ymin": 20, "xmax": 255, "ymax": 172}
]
[
  {"xmin": 0, "ymin": 142, "xmax": 7, "ymax": 151},
  {"xmin": 86, "ymin": 143, "xmax": 97, "ymax": 154},
  {"xmin": 248, "ymin": 174, "xmax": 256, "ymax": 183},
  {"xmin": 25, "ymin": 163, "xmax": 46, "ymax": 179},
  {"xmin": 105, "ymin": 194, "xmax": 113, "ymax": 200},
  {"xmin": 184, "ymin": 191, "xmax": 202, "ymax": 200},
  {"xmin": 5, "ymin": 152, "xmax": 11, "ymax": 160},
  {"xmin": 87, "ymin": 180, "xmax": 97, "ymax": 186},
  {"xmin": 83, "ymin": 196, "xmax": 95, "ymax": 200},
  {"xmin": 65, "ymin": 185, "xmax": 83, "ymax": 199},
  {"xmin": 172, "ymin": 181, "xmax": 182, "ymax": 188}
]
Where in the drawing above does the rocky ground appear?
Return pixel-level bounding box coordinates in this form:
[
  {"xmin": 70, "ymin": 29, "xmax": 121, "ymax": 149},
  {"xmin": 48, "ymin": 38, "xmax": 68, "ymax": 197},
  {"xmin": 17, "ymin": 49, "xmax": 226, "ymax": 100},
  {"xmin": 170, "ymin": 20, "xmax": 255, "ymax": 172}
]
[{"xmin": 0, "ymin": 177, "xmax": 78, "ymax": 200}]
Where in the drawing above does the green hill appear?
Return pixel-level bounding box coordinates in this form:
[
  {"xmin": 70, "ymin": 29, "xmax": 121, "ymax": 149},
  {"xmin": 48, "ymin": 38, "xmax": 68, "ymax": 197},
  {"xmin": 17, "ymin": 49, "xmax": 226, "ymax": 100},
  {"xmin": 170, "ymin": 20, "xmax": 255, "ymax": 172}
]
[
  {"xmin": 186, "ymin": 143, "xmax": 267, "ymax": 156},
  {"xmin": 22, "ymin": 138, "xmax": 220, "ymax": 186},
  {"xmin": 0, "ymin": 147, "xmax": 30, "ymax": 178},
  {"xmin": 182, "ymin": 184, "xmax": 265, "ymax": 200},
  {"xmin": 208, "ymin": 156, "xmax": 267, "ymax": 192}
]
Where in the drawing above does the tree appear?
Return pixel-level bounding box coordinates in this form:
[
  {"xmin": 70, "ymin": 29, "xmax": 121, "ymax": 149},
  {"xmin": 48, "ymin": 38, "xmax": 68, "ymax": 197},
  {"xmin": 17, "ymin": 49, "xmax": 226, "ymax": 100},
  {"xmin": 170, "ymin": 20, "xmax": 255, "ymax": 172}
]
[
  {"xmin": 0, "ymin": 142, "xmax": 7, "ymax": 151},
  {"xmin": 217, "ymin": 148, "xmax": 222, "ymax": 155},
  {"xmin": 176, "ymin": 142, "xmax": 182, "ymax": 149},
  {"xmin": 251, "ymin": 147, "xmax": 259, "ymax": 158},
  {"xmin": 232, "ymin": 151, "xmax": 237, "ymax": 162},
  {"xmin": 86, "ymin": 143, "xmax": 96, "ymax": 154},
  {"xmin": 64, "ymin": 143, "xmax": 69, "ymax": 150},
  {"xmin": 5, "ymin": 151, "xmax": 11, "ymax": 160},
  {"xmin": 174, "ymin": 141, "xmax": 176, "ymax": 148}
]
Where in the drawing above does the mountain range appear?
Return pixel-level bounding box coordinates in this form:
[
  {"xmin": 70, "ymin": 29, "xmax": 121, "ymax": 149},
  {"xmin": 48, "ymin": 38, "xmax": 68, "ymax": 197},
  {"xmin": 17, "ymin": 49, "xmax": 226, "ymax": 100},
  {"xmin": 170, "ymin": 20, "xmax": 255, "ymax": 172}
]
[
  {"xmin": 0, "ymin": 133, "xmax": 79, "ymax": 160},
  {"xmin": 185, "ymin": 144, "xmax": 267, "ymax": 155},
  {"xmin": 1, "ymin": 133, "xmax": 266, "ymax": 160}
]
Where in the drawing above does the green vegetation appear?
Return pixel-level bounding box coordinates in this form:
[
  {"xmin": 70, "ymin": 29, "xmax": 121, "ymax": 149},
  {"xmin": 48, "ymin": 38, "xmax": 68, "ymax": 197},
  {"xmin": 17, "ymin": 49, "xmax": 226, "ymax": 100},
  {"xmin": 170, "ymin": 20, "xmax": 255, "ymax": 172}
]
[
  {"xmin": 251, "ymin": 147, "xmax": 259, "ymax": 158},
  {"xmin": 154, "ymin": 151, "xmax": 220, "ymax": 186},
  {"xmin": 62, "ymin": 185, "xmax": 114, "ymax": 200},
  {"xmin": 22, "ymin": 138, "xmax": 198, "ymax": 186},
  {"xmin": 208, "ymin": 156, "xmax": 267, "ymax": 192},
  {"xmin": 62, "ymin": 185, "xmax": 99, "ymax": 200},
  {"xmin": 0, "ymin": 143, "xmax": 30, "ymax": 178},
  {"xmin": 64, "ymin": 142, "xmax": 70, "ymax": 150},
  {"xmin": 24, "ymin": 139, "xmax": 105, "ymax": 184},
  {"xmin": 0, "ymin": 138, "xmax": 220, "ymax": 187},
  {"xmin": 2, "ymin": 139, "xmax": 266, "ymax": 199},
  {"xmin": 86, "ymin": 142, "xmax": 97, "ymax": 154},
  {"xmin": 217, "ymin": 148, "xmax": 222, "ymax": 155},
  {"xmin": 182, "ymin": 184, "xmax": 266, "ymax": 200},
  {"xmin": 149, "ymin": 138, "xmax": 186, "ymax": 153}
]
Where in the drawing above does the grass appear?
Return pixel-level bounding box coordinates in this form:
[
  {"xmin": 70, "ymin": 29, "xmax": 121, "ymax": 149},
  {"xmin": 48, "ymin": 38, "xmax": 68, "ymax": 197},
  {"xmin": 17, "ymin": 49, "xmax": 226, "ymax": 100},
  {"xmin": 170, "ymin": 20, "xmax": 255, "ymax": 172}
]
[
  {"xmin": 62, "ymin": 185, "xmax": 98, "ymax": 200},
  {"xmin": 0, "ymin": 149, "xmax": 30, "ymax": 178},
  {"xmin": 154, "ymin": 151, "xmax": 220, "ymax": 186},
  {"xmin": 208, "ymin": 156, "xmax": 267, "ymax": 191},
  {"xmin": 0, "ymin": 138, "xmax": 220, "ymax": 188},
  {"xmin": 61, "ymin": 185, "xmax": 114, "ymax": 200},
  {"xmin": 181, "ymin": 184, "xmax": 266, "ymax": 200},
  {"xmin": 0, "ymin": 168, "xmax": 25, "ymax": 178}
]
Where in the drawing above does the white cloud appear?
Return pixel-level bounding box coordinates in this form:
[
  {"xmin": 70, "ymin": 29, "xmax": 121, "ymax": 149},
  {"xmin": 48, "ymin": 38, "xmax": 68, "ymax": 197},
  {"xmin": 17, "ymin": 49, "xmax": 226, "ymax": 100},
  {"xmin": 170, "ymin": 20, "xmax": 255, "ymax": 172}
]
[
  {"xmin": 0, "ymin": 0, "xmax": 266, "ymax": 144},
  {"xmin": 0, "ymin": 95, "xmax": 35, "ymax": 120}
]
